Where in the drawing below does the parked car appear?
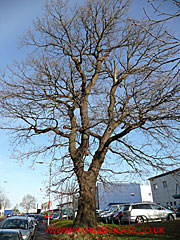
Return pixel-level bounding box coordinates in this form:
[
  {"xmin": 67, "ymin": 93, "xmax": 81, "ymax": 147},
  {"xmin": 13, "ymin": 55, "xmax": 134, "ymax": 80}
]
[
  {"xmin": 44, "ymin": 212, "xmax": 57, "ymax": 220},
  {"xmin": 61, "ymin": 212, "xmax": 73, "ymax": 219},
  {"xmin": 36, "ymin": 214, "xmax": 45, "ymax": 223},
  {"xmin": 26, "ymin": 214, "xmax": 37, "ymax": 221},
  {"xmin": 98, "ymin": 205, "xmax": 124, "ymax": 223},
  {"xmin": 51, "ymin": 213, "xmax": 61, "ymax": 220},
  {"xmin": 174, "ymin": 205, "xmax": 180, "ymax": 217},
  {"xmin": 164, "ymin": 205, "xmax": 175, "ymax": 211},
  {"xmin": 28, "ymin": 216, "xmax": 37, "ymax": 232},
  {"xmin": 121, "ymin": 202, "xmax": 176, "ymax": 224},
  {"xmin": 0, "ymin": 229, "xmax": 23, "ymax": 240},
  {"xmin": 7, "ymin": 213, "xmax": 12, "ymax": 217},
  {"xmin": 61, "ymin": 209, "xmax": 73, "ymax": 219},
  {"xmin": 98, "ymin": 204, "xmax": 124, "ymax": 218},
  {"xmin": 0, "ymin": 216, "xmax": 34, "ymax": 240},
  {"xmin": 108, "ymin": 205, "xmax": 129, "ymax": 224}
]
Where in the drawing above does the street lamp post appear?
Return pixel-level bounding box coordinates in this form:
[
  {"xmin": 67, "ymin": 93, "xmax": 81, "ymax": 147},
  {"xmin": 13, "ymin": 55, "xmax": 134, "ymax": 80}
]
[
  {"xmin": 47, "ymin": 162, "xmax": 52, "ymax": 226},
  {"xmin": 36, "ymin": 161, "xmax": 52, "ymax": 226}
]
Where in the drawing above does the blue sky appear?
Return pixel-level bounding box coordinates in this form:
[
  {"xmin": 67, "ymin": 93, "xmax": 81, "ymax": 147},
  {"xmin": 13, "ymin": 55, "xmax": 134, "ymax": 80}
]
[
  {"xmin": 0, "ymin": 0, "xmax": 49, "ymax": 210},
  {"xmin": 0, "ymin": 0, "xmax": 179, "ymax": 210},
  {"xmin": 0, "ymin": 0, "xmax": 45, "ymax": 69}
]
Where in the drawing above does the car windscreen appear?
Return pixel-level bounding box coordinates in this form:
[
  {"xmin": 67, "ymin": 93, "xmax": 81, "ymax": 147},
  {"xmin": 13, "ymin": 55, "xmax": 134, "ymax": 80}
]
[
  {"xmin": 122, "ymin": 205, "xmax": 130, "ymax": 211},
  {"xmin": 37, "ymin": 215, "xmax": 45, "ymax": 220},
  {"xmin": 103, "ymin": 205, "xmax": 111, "ymax": 211},
  {"xmin": 2, "ymin": 219, "xmax": 28, "ymax": 230},
  {"xmin": 119, "ymin": 205, "xmax": 126, "ymax": 210},
  {"xmin": 110, "ymin": 206, "xmax": 118, "ymax": 211},
  {"xmin": 0, "ymin": 232, "xmax": 20, "ymax": 240},
  {"xmin": 27, "ymin": 214, "xmax": 35, "ymax": 218},
  {"xmin": 53, "ymin": 213, "xmax": 59, "ymax": 217},
  {"xmin": 113, "ymin": 210, "xmax": 122, "ymax": 217}
]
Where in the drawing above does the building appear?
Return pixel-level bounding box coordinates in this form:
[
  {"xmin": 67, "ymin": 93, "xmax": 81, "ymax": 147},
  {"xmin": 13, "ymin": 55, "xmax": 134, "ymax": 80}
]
[
  {"xmin": 149, "ymin": 168, "xmax": 180, "ymax": 208},
  {"xmin": 96, "ymin": 182, "xmax": 153, "ymax": 210}
]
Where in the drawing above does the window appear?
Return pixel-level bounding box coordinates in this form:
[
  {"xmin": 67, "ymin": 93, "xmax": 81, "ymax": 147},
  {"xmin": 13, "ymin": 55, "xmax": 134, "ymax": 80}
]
[
  {"xmin": 174, "ymin": 202, "xmax": 176, "ymax": 206},
  {"xmin": 132, "ymin": 204, "xmax": 152, "ymax": 209},
  {"xmin": 132, "ymin": 205, "xmax": 140, "ymax": 209},
  {"xmin": 163, "ymin": 181, "xmax": 167, "ymax": 187},
  {"xmin": 170, "ymin": 202, "xmax": 172, "ymax": 206},
  {"xmin": 140, "ymin": 204, "xmax": 152, "ymax": 209},
  {"xmin": 2, "ymin": 219, "xmax": 28, "ymax": 230},
  {"xmin": 151, "ymin": 204, "xmax": 161, "ymax": 210},
  {"xmin": 123, "ymin": 205, "xmax": 130, "ymax": 211},
  {"xmin": 153, "ymin": 184, "xmax": 158, "ymax": 190},
  {"xmin": 148, "ymin": 193, "xmax": 151, "ymax": 196},
  {"xmin": 0, "ymin": 233, "xmax": 20, "ymax": 240}
]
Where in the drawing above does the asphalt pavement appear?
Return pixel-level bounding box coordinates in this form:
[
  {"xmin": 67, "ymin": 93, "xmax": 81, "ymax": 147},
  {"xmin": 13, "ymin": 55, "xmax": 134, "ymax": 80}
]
[{"xmin": 34, "ymin": 220, "xmax": 51, "ymax": 240}]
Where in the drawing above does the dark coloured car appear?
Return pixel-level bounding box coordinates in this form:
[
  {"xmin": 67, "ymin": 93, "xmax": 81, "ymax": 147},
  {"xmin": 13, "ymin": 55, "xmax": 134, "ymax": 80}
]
[
  {"xmin": 97, "ymin": 204, "xmax": 123, "ymax": 216},
  {"xmin": 108, "ymin": 205, "xmax": 130, "ymax": 224},
  {"xmin": 29, "ymin": 214, "xmax": 45, "ymax": 224},
  {"xmin": 51, "ymin": 213, "xmax": 61, "ymax": 220},
  {"xmin": 98, "ymin": 205, "xmax": 125, "ymax": 223},
  {"xmin": 164, "ymin": 205, "xmax": 175, "ymax": 211},
  {"xmin": 36, "ymin": 214, "xmax": 45, "ymax": 222},
  {"xmin": 0, "ymin": 229, "xmax": 23, "ymax": 240},
  {"xmin": 174, "ymin": 205, "xmax": 180, "ymax": 217}
]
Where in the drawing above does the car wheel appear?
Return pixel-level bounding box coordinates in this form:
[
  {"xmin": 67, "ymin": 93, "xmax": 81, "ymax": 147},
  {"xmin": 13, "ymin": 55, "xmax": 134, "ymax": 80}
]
[
  {"xmin": 167, "ymin": 214, "xmax": 174, "ymax": 221},
  {"xmin": 136, "ymin": 216, "xmax": 144, "ymax": 223}
]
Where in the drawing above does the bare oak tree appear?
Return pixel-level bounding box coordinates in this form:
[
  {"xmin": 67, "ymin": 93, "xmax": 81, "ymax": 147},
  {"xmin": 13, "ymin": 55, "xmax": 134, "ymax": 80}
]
[{"xmin": 0, "ymin": 0, "xmax": 180, "ymax": 226}]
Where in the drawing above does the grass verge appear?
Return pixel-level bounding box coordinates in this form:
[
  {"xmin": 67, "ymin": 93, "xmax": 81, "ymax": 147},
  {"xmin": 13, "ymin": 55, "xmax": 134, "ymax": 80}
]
[{"xmin": 48, "ymin": 219, "xmax": 180, "ymax": 240}]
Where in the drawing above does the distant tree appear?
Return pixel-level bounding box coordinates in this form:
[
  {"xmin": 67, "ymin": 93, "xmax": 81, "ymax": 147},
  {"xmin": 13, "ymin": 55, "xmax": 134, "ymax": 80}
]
[
  {"xmin": 0, "ymin": 188, "xmax": 10, "ymax": 209},
  {"xmin": 20, "ymin": 194, "xmax": 36, "ymax": 213},
  {"xmin": 0, "ymin": 188, "xmax": 5, "ymax": 208},
  {"xmin": 3, "ymin": 197, "xmax": 11, "ymax": 209},
  {"xmin": 0, "ymin": 0, "xmax": 180, "ymax": 226},
  {"xmin": 13, "ymin": 204, "xmax": 20, "ymax": 214},
  {"xmin": 53, "ymin": 179, "xmax": 78, "ymax": 219}
]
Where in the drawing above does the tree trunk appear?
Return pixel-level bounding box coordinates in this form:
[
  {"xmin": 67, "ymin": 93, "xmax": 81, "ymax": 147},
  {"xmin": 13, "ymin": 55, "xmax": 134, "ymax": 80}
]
[{"xmin": 73, "ymin": 173, "xmax": 97, "ymax": 227}]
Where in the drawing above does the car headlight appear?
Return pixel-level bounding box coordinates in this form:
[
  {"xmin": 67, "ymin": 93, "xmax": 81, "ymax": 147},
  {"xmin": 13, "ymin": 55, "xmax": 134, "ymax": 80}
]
[{"xmin": 22, "ymin": 234, "xmax": 28, "ymax": 240}]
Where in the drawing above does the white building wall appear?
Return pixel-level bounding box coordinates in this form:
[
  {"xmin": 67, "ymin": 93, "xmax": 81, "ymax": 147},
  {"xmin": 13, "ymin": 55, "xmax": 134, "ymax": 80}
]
[
  {"xmin": 140, "ymin": 185, "xmax": 153, "ymax": 202},
  {"xmin": 97, "ymin": 182, "xmax": 152, "ymax": 210},
  {"xmin": 149, "ymin": 170, "xmax": 180, "ymax": 208},
  {"xmin": 97, "ymin": 182, "xmax": 142, "ymax": 210}
]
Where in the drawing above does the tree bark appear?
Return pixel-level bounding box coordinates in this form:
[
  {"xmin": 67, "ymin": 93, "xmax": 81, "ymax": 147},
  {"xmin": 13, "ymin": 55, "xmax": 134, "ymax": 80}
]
[{"xmin": 73, "ymin": 173, "xmax": 97, "ymax": 227}]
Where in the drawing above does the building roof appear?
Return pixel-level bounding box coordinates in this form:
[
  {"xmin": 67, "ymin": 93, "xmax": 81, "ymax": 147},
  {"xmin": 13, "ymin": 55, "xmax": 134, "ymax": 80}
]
[{"xmin": 148, "ymin": 168, "xmax": 180, "ymax": 181}]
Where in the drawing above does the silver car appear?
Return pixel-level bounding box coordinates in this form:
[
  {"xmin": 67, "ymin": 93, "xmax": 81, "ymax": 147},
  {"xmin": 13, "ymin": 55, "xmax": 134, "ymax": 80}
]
[
  {"xmin": 121, "ymin": 202, "xmax": 176, "ymax": 223},
  {"xmin": 0, "ymin": 216, "xmax": 33, "ymax": 240}
]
